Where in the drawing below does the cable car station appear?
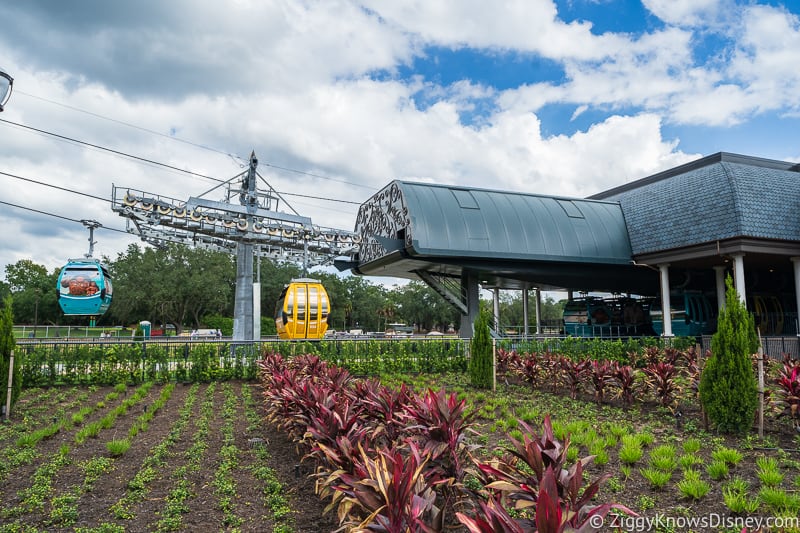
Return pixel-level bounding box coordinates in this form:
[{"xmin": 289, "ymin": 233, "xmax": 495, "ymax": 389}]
[
  {"xmin": 343, "ymin": 152, "xmax": 800, "ymax": 344},
  {"xmin": 114, "ymin": 149, "xmax": 800, "ymax": 347}
]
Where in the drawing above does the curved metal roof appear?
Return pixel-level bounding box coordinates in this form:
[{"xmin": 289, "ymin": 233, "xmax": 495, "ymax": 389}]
[
  {"xmin": 352, "ymin": 180, "xmax": 653, "ymax": 292},
  {"xmin": 398, "ymin": 181, "xmax": 633, "ymax": 263}
]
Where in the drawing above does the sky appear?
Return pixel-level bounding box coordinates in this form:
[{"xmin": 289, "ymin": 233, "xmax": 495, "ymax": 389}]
[{"xmin": 1, "ymin": 0, "xmax": 800, "ymax": 288}]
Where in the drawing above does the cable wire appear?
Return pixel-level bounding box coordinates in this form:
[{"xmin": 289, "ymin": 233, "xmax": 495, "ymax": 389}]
[
  {"xmin": 0, "ymin": 199, "xmax": 128, "ymax": 234},
  {"xmin": 0, "ymin": 170, "xmax": 109, "ymax": 203}
]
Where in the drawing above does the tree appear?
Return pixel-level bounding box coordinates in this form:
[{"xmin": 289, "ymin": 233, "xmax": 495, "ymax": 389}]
[
  {"xmin": 699, "ymin": 275, "xmax": 758, "ymax": 433},
  {"xmin": 108, "ymin": 244, "xmax": 235, "ymax": 333},
  {"xmin": 0, "ymin": 296, "xmax": 21, "ymax": 414},
  {"xmin": 3, "ymin": 260, "xmax": 60, "ymax": 326},
  {"xmin": 469, "ymin": 310, "xmax": 493, "ymax": 389}
]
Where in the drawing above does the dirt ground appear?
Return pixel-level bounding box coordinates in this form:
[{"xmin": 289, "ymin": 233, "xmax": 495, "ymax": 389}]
[
  {"xmin": 0, "ymin": 381, "xmax": 338, "ymax": 533},
  {"xmin": 2, "ymin": 379, "xmax": 800, "ymax": 533}
]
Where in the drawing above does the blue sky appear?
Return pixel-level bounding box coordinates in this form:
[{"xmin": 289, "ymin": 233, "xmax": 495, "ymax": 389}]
[{"xmin": 0, "ymin": 0, "xmax": 799, "ymax": 278}]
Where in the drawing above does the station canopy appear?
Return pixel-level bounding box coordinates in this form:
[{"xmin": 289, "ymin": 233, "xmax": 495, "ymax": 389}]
[{"xmin": 348, "ymin": 180, "xmax": 657, "ymax": 294}]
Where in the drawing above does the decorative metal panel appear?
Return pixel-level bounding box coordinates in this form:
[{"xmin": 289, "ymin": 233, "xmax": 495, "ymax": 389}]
[{"xmin": 354, "ymin": 182, "xmax": 412, "ymax": 263}]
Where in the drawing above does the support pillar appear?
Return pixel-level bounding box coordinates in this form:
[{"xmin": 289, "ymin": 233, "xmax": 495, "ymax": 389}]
[
  {"xmin": 233, "ymin": 242, "xmax": 254, "ymax": 341},
  {"xmin": 713, "ymin": 265, "xmax": 727, "ymax": 312},
  {"xmin": 522, "ymin": 288, "xmax": 529, "ymax": 339},
  {"xmin": 459, "ymin": 270, "xmax": 480, "ymax": 338},
  {"xmin": 659, "ymin": 264, "xmax": 673, "ymax": 337},
  {"xmin": 732, "ymin": 253, "xmax": 747, "ymax": 304},
  {"xmin": 535, "ymin": 288, "xmax": 542, "ymax": 335},
  {"xmin": 792, "ymin": 257, "xmax": 800, "ymax": 335}
]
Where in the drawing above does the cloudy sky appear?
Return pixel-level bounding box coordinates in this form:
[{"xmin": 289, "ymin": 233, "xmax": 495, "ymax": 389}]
[{"xmin": 1, "ymin": 0, "xmax": 799, "ymax": 283}]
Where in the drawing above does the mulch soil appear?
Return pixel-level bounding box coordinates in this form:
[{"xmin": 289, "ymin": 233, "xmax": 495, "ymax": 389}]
[{"xmin": 2, "ymin": 377, "xmax": 800, "ymax": 532}]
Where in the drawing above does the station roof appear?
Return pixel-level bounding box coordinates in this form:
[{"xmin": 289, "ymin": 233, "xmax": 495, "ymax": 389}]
[
  {"xmin": 352, "ymin": 181, "xmax": 656, "ymax": 293},
  {"xmin": 590, "ymin": 152, "xmax": 800, "ymax": 264}
]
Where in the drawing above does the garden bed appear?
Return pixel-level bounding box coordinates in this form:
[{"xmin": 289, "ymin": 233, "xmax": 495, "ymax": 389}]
[
  {"xmin": 2, "ymin": 365, "xmax": 800, "ymax": 532},
  {"xmin": 0, "ymin": 381, "xmax": 337, "ymax": 533}
]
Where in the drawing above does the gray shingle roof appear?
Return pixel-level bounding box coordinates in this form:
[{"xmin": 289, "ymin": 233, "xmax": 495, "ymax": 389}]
[{"xmin": 592, "ymin": 153, "xmax": 800, "ymax": 255}]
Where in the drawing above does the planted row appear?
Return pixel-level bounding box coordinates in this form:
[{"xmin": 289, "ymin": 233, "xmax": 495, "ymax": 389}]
[
  {"xmin": 501, "ymin": 347, "xmax": 800, "ymax": 430},
  {"xmin": 258, "ymin": 353, "xmax": 635, "ymax": 531}
]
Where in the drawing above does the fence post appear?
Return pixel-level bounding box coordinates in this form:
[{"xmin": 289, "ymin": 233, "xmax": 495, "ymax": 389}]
[{"xmin": 5, "ymin": 350, "xmax": 14, "ymax": 421}]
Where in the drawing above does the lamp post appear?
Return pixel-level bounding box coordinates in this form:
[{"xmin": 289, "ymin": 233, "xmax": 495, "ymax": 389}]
[{"xmin": 0, "ymin": 67, "xmax": 13, "ymax": 112}]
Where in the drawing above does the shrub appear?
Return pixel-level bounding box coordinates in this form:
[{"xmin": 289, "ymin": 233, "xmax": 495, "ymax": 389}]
[
  {"xmin": 0, "ymin": 296, "xmax": 22, "ymax": 414},
  {"xmin": 469, "ymin": 311, "xmax": 493, "ymax": 390},
  {"xmin": 699, "ymin": 275, "xmax": 758, "ymax": 433}
]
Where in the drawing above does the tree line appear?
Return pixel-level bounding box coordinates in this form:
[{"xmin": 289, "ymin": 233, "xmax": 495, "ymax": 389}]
[{"xmin": 0, "ymin": 243, "xmax": 565, "ymax": 335}]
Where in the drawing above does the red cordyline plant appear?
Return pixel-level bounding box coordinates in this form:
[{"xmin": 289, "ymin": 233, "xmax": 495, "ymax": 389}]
[
  {"xmin": 464, "ymin": 415, "xmax": 636, "ymax": 532},
  {"xmin": 331, "ymin": 442, "xmax": 444, "ymax": 533},
  {"xmin": 303, "ymin": 392, "xmax": 365, "ymax": 467},
  {"xmin": 355, "ymin": 379, "xmax": 414, "ymax": 447},
  {"xmin": 774, "ymin": 358, "xmax": 800, "ymax": 431},
  {"xmin": 542, "ymin": 352, "xmax": 562, "ymax": 393},
  {"xmin": 403, "ymin": 388, "xmax": 478, "ymax": 485},
  {"xmin": 609, "ymin": 362, "xmax": 639, "ymax": 406},
  {"xmin": 456, "ymin": 495, "xmax": 531, "ymax": 532},
  {"xmin": 559, "ymin": 357, "xmax": 590, "ymax": 400},
  {"xmin": 588, "ymin": 360, "xmax": 615, "ymax": 404},
  {"xmin": 476, "ymin": 415, "xmax": 573, "ymax": 512},
  {"xmin": 402, "ymin": 388, "xmax": 480, "ymax": 526},
  {"xmin": 643, "ymin": 346, "xmax": 662, "ymax": 367},
  {"xmin": 516, "ymin": 354, "xmax": 544, "ymax": 389},
  {"xmin": 497, "ymin": 348, "xmax": 521, "ymax": 375},
  {"xmin": 661, "ymin": 347, "xmax": 682, "ymax": 366},
  {"xmin": 643, "ymin": 361, "xmax": 681, "ymax": 408}
]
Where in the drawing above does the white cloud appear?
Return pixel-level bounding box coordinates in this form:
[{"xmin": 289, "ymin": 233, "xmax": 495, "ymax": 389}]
[
  {"xmin": 1, "ymin": 0, "xmax": 799, "ymax": 280},
  {"xmin": 642, "ymin": 0, "xmax": 722, "ymax": 26},
  {"xmin": 728, "ymin": 5, "xmax": 800, "ymax": 114},
  {"xmin": 359, "ymin": 0, "xmax": 631, "ymax": 60}
]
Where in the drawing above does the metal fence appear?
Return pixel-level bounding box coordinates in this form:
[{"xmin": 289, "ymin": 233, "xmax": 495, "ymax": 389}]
[
  {"xmin": 699, "ymin": 335, "xmax": 800, "ymax": 360},
  {"xmin": 12, "ymin": 336, "xmax": 469, "ymax": 386}
]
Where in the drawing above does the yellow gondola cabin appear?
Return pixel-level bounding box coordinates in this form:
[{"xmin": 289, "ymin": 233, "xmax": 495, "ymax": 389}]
[{"xmin": 274, "ymin": 278, "xmax": 330, "ymax": 339}]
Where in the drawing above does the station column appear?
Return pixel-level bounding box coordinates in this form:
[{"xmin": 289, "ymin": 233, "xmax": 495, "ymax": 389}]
[
  {"xmin": 732, "ymin": 254, "xmax": 747, "ymax": 304},
  {"xmin": 659, "ymin": 264, "xmax": 673, "ymax": 337},
  {"xmin": 713, "ymin": 265, "xmax": 727, "ymax": 311},
  {"xmin": 459, "ymin": 270, "xmax": 480, "ymax": 338}
]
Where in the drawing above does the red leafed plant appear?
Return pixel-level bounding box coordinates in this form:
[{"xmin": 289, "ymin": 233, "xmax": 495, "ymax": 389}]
[
  {"xmin": 643, "ymin": 361, "xmax": 681, "ymax": 407},
  {"xmin": 609, "ymin": 362, "xmax": 639, "ymax": 406},
  {"xmin": 774, "ymin": 359, "xmax": 800, "ymax": 431},
  {"xmin": 356, "ymin": 379, "xmax": 414, "ymax": 447},
  {"xmin": 456, "ymin": 496, "xmax": 530, "ymax": 533},
  {"xmin": 497, "ymin": 348, "xmax": 521, "ymax": 375},
  {"xmin": 559, "ymin": 357, "xmax": 590, "ymax": 400},
  {"xmin": 516, "ymin": 354, "xmax": 544, "ymax": 389},
  {"xmin": 331, "ymin": 443, "xmax": 443, "ymax": 533},
  {"xmin": 403, "ymin": 388, "xmax": 477, "ymax": 485},
  {"xmin": 475, "ymin": 415, "xmax": 575, "ymax": 512},
  {"xmin": 588, "ymin": 360, "xmax": 615, "ymax": 404},
  {"xmin": 464, "ymin": 415, "xmax": 636, "ymax": 532}
]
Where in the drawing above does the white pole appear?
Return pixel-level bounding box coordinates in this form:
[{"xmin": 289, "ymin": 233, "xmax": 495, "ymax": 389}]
[
  {"xmin": 659, "ymin": 264, "xmax": 673, "ymax": 337},
  {"xmin": 492, "ymin": 337, "xmax": 496, "ymax": 392},
  {"xmin": 522, "ymin": 288, "xmax": 529, "ymax": 340},
  {"xmin": 732, "ymin": 253, "xmax": 747, "ymax": 304},
  {"xmin": 5, "ymin": 350, "xmax": 14, "ymax": 421},
  {"xmin": 757, "ymin": 330, "xmax": 764, "ymax": 439},
  {"xmin": 535, "ymin": 288, "xmax": 542, "ymax": 335},
  {"xmin": 713, "ymin": 265, "xmax": 727, "ymax": 312}
]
